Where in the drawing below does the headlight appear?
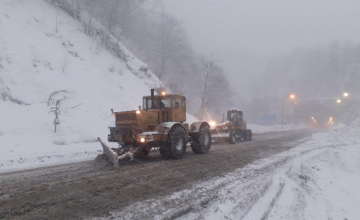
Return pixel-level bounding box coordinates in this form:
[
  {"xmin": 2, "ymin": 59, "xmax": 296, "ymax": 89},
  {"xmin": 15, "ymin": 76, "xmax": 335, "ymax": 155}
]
[
  {"xmin": 111, "ymin": 112, "xmax": 115, "ymax": 117},
  {"xmin": 136, "ymin": 110, "xmax": 141, "ymax": 114},
  {"xmin": 140, "ymin": 137, "xmax": 146, "ymax": 143},
  {"xmin": 210, "ymin": 121, "xmax": 216, "ymax": 126}
]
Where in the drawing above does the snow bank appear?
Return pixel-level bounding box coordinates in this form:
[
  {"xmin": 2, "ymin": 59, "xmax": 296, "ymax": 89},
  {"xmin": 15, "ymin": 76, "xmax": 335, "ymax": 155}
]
[
  {"xmin": 337, "ymin": 117, "xmax": 360, "ymax": 140},
  {"xmin": 0, "ymin": 0, "xmax": 197, "ymax": 172}
]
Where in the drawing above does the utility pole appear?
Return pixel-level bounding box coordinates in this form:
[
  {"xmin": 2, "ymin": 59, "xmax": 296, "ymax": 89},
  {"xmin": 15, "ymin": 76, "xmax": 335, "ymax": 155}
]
[{"xmin": 281, "ymin": 94, "xmax": 296, "ymax": 129}]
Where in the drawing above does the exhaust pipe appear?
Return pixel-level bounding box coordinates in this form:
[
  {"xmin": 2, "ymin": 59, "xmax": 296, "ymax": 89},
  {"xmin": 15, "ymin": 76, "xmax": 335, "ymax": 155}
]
[{"xmin": 151, "ymin": 89, "xmax": 155, "ymax": 108}]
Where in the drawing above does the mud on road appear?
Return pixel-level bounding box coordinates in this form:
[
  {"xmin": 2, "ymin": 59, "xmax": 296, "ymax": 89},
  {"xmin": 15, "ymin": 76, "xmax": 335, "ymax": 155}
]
[{"xmin": 0, "ymin": 130, "xmax": 313, "ymax": 220}]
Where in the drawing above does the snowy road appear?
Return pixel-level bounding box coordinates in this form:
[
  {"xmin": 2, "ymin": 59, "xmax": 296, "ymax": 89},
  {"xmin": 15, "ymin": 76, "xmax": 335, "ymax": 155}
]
[
  {"xmin": 93, "ymin": 125, "xmax": 360, "ymax": 220},
  {"xmin": 0, "ymin": 129, "xmax": 314, "ymax": 219}
]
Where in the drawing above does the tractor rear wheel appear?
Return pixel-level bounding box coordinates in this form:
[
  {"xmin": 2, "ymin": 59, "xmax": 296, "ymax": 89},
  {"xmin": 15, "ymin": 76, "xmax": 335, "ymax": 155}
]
[
  {"xmin": 191, "ymin": 126, "xmax": 211, "ymax": 154},
  {"xmin": 243, "ymin": 130, "xmax": 252, "ymax": 141},
  {"xmin": 160, "ymin": 126, "xmax": 187, "ymax": 159},
  {"xmin": 228, "ymin": 130, "xmax": 236, "ymax": 144}
]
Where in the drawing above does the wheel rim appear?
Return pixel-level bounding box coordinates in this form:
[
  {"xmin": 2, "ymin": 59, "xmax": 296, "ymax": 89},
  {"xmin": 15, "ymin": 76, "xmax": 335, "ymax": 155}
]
[{"xmin": 174, "ymin": 136, "xmax": 183, "ymax": 151}]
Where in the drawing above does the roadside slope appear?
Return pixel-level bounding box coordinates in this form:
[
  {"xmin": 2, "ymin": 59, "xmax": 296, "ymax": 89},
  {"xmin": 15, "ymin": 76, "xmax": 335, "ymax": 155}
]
[{"xmin": 0, "ymin": 0, "xmax": 196, "ymax": 172}]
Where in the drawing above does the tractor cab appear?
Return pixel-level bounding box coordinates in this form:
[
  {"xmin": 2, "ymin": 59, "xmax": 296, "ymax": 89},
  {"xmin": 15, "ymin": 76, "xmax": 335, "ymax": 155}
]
[
  {"xmin": 227, "ymin": 109, "xmax": 243, "ymax": 128},
  {"xmin": 142, "ymin": 89, "xmax": 187, "ymax": 123}
]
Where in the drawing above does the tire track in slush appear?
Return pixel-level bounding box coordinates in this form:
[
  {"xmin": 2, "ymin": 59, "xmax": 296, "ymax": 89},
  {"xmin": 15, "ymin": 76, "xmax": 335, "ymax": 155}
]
[{"xmin": 103, "ymin": 143, "xmax": 333, "ymax": 220}]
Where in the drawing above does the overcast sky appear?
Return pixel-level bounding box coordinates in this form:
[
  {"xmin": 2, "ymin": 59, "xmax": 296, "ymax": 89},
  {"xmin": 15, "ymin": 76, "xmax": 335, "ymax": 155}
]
[{"xmin": 163, "ymin": 0, "xmax": 360, "ymax": 97}]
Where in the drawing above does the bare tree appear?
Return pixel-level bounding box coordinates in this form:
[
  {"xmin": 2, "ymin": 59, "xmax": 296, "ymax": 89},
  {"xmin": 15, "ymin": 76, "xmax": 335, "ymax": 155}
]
[
  {"xmin": 48, "ymin": 0, "xmax": 77, "ymax": 32},
  {"xmin": 49, "ymin": 100, "xmax": 61, "ymax": 133},
  {"xmin": 86, "ymin": 0, "xmax": 98, "ymax": 28},
  {"xmin": 150, "ymin": 12, "xmax": 189, "ymax": 80},
  {"xmin": 71, "ymin": 0, "xmax": 80, "ymax": 20},
  {"xmin": 196, "ymin": 56, "xmax": 232, "ymax": 121},
  {"xmin": 55, "ymin": 2, "xmax": 59, "ymax": 33},
  {"xmin": 61, "ymin": 54, "xmax": 70, "ymax": 73},
  {"xmin": 47, "ymin": 90, "xmax": 69, "ymax": 106}
]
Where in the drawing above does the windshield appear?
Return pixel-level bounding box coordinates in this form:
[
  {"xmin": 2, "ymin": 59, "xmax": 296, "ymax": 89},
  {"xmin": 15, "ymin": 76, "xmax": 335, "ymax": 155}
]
[
  {"xmin": 228, "ymin": 112, "xmax": 236, "ymax": 122},
  {"xmin": 160, "ymin": 97, "xmax": 171, "ymax": 108},
  {"xmin": 143, "ymin": 97, "xmax": 173, "ymax": 109}
]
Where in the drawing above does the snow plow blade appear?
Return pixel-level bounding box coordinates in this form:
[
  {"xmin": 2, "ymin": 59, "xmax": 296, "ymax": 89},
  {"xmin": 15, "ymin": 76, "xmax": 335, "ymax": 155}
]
[{"xmin": 97, "ymin": 137, "xmax": 119, "ymax": 167}]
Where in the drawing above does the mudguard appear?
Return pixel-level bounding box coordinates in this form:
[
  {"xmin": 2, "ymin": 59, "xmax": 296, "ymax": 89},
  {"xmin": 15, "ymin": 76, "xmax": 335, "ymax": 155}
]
[
  {"xmin": 155, "ymin": 122, "xmax": 186, "ymax": 134},
  {"xmin": 189, "ymin": 122, "xmax": 210, "ymax": 142},
  {"xmin": 189, "ymin": 122, "xmax": 210, "ymax": 132}
]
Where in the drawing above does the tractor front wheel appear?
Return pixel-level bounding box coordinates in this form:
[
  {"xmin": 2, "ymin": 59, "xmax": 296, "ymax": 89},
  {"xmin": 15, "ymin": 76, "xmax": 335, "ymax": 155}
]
[
  {"xmin": 160, "ymin": 126, "xmax": 187, "ymax": 159},
  {"xmin": 228, "ymin": 130, "xmax": 236, "ymax": 144}
]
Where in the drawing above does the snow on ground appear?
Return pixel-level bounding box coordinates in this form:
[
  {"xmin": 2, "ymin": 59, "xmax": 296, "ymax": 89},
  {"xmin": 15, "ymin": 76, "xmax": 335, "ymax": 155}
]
[
  {"xmin": 92, "ymin": 119, "xmax": 360, "ymax": 220},
  {"xmin": 248, "ymin": 123, "xmax": 308, "ymax": 134},
  {"xmin": 0, "ymin": 0, "xmax": 197, "ymax": 172}
]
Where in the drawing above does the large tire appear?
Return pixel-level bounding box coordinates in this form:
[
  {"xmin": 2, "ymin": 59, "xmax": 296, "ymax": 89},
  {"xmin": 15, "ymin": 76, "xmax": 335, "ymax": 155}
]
[
  {"xmin": 160, "ymin": 126, "xmax": 187, "ymax": 159},
  {"xmin": 243, "ymin": 130, "xmax": 252, "ymax": 141},
  {"xmin": 248, "ymin": 130, "xmax": 253, "ymax": 141},
  {"xmin": 228, "ymin": 130, "xmax": 236, "ymax": 144},
  {"xmin": 243, "ymin": 130, "xmax": 249, "ymax": 141},
  {"xmin": 191, "ymin": 126, "xmax": 211, "ymax": 154}
]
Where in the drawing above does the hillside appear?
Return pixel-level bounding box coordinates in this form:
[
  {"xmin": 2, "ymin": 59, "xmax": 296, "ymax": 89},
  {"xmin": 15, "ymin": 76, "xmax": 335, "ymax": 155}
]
[{"xmin": 0, "ymin": 0, "xmax": 196, "ymax": 171}]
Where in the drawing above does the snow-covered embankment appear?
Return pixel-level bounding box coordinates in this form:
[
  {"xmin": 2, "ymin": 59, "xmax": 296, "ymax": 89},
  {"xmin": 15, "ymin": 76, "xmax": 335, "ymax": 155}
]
[{"xmin": 0, "ymin": 0, "xmax": 196, "ymax": 172}]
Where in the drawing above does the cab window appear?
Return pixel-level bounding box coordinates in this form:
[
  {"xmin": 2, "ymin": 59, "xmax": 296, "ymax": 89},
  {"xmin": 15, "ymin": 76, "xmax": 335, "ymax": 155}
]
[
  {"xmin": 173, "ymin": 98, "xmax": 185, "ymax": 108},
  {"xmin": 160, "ymin": 97, "xmax": 172, "ymax": 108},
  {"xmin": 228, "ymin": 112, "xmax": 236, "ymax": 122}
]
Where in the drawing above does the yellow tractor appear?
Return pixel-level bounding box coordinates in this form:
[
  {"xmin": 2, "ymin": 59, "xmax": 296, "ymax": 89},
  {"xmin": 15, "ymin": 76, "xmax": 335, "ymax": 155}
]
[
  {"xmin": 210, "ymin": 108, "xmax": 252, "ymax": 144},
  {"xmin": 98, "ymin": 89, "xmax": 212, "ymax": 166}
]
